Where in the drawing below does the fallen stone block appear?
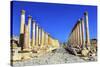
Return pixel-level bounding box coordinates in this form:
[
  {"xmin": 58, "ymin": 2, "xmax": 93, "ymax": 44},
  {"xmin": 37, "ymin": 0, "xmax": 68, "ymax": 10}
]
[{"xmin": 81, "ymin": 48, "xmax": 89, "ymax": 57}]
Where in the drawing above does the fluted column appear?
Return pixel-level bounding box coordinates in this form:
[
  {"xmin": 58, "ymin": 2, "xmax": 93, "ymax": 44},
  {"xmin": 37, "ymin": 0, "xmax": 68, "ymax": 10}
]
[
  {"xmin": 32, "ymin": 20, "xmax": 36, "ymax": 48},
  {"xmin": 28, "ymin": 15, "xmax": 32, "ymax": 49},
  {"xmin": 19, "ymin": 10, "xmax": 25, "ymax": 50},
  {"xmin": 84, "ymin": 12, "xmax": 90, "ymax": 50}
]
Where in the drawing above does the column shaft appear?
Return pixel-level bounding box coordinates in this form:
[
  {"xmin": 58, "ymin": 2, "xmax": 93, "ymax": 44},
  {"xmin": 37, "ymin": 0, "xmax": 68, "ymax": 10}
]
[
  {"xmin": 38, "ymin": 27, "xmax": 41, "ymax": 46},
  {"xmin": 79, "ymin": 21, "xmax": 82, "ymax": 47},
  {"xmin": 81, "ymin": 18, "xmax": 85, "ymax": 49},
  {"xmin": 76, "ymin": 24, "xmax": 78, "ymax": 45},
  {"xmin": 20, "ymin": 10, "xmax": 25, "ymax": 33},
  {"xmin": 84, "ymin": 12, "xmax": 90, "ymax": 49},
  {"xmin": 73, "ymin": 30, "xmax": 75, "ymax": 46},
  {"xmin": 36, "ymin": 24, "xmax": 39, "ymax": 46},
  {"xmin": 77, "ymin": 23, "xmax": 80, "ymax": 45},
  {"xmin": 44, "ymin": 32, "xmax": 46, "ymax": 45},
  {"xmin": 28, "ymin": 16, "xmax": 32, "ymax": 49},
  {"xmin": 45, "ymin": 33, "xmax": 48, "ymax": 45},
  {"xmin": 32, "ymin": 21, "xmax": 36, "ymax": 48},
  {"xmin": 19, "ymin": 10, "xmax": 25, "ymax": 50},
  {"xmin": 41, "ymin": 29, "xmax": 44, "ymax": 47},
  {"xmin": 24, "ymin": 25, "xmax": 29, "ymax": 49}
]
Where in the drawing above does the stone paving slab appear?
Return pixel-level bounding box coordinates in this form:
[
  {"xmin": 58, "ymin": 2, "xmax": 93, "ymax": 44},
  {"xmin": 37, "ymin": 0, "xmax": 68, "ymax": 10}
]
[{"xmin": 12, "ymin": 47, "xmax": 97, "ymax": 67}]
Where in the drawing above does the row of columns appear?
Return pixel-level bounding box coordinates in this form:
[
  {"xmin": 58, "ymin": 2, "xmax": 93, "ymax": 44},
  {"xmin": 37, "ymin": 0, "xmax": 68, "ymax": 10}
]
[
  {"xmin": 19, "ymin": 10, "xmax": 60, "ymax": 51},
  {"xmin": 67, "ymin": 11, "xmax": 90, "ymax": 50}
]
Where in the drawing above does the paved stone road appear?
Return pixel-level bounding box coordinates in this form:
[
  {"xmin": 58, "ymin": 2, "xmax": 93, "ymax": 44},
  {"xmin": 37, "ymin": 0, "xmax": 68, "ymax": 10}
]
[{"xmin": 13, "ymin": 47, "xmax": 95, "ymax": 67}]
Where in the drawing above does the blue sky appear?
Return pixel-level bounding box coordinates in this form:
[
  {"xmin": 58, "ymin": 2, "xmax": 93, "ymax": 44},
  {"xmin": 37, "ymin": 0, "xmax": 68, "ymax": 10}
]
[{"xmin": 11, "ymin": 1, "xmax": 97, "ymax": 43}]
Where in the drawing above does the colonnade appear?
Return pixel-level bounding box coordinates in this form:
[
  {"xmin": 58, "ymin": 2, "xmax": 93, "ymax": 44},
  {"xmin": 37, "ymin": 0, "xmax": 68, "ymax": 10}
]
[
  {"xmin": 67, "ymin": 12, "xmax": 90, "ymax": 50},
  {"xmin": 19, "ymin": 10, "xmax": 59, "ymax": 52}
]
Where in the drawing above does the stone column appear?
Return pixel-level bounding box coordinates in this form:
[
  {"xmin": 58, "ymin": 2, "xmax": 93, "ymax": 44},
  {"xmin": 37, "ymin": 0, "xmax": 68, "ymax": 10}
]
[
  {"xmin": 73, "ymin": 30, "xmax": 76, "ymax": 46},
  {"xmin": 72, "ymin": 31, "xmax": 74, "ymax": 45},
  {"xmin": 24, "ymin": 25, "xmax": 28, "ymax": 50},
  {"xmin": 32, "ymin": 20, "xmax": 36, "ymax": 48},
  {"xmin": 51, "ymin": 37, "xmax": 54, "ymax": 46},
  {"xmin": 41, "ymin": 29, "xmax": 44, "ymax": 48},
  {"xmin": 53, "ymin": 38, "xmax": 56, "ymax": 47},
  {"xmin": 71, "ymin": 32, "xmax": 73, "ymax": 45},
  {"xmin": 71, "ymin": 34, "xmax": 72, "ymax": 45},
  {"xmin": 45, "ymin": 32, "xmax": 48, "ymax": 45},
  {"xmin": 81, "ymin": 18, "xmax": 85, "ymax": 49},
  {"xmin": 44, "ymin": 32, "xmax": 46, "ymax": 46},
  {"xmin": 75, "ymin": 25, "xmax": 78, "ymax": 47},
  {"xmin": 48, "ymin": 34, "xmax": 51, "ymax": 45},
  {"xmin": 79, "ymin": 20, "xmax": 82, "ymax": 47},
  {"xmin": 77, "ymin": 21, "xmax": 80, "ymax": 46},
  {"xmin": 84, "ymin": 12, "xmax": 90, "ymax": 50},
  {"xmin": 19, "ymin": 10, "xmax": 25, "ymax": 50},
  {"xmin": 28, "ymin": 15, "xmax": 32, "ymax": 49},
  {"xmin": 20, "ymin": 10, "xmax": 25, "ymax": 34},
  {"xmin": 69, "ymin": 34, "xmax": 72, "ymax": 45},
  {"xmin": 75, "ymin": 27, "xmax": 77, "ymax": 46},
  {"xmin": 36, "ymin": 24, "xmax": 39, "ymax": 46},
  {"xmin": 74, "ymin": 27, "xmax": 77, "ymax": 47},
  {"xmin": 38, "ymin": 27, "xmax": 41, "ymax": 46}
]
